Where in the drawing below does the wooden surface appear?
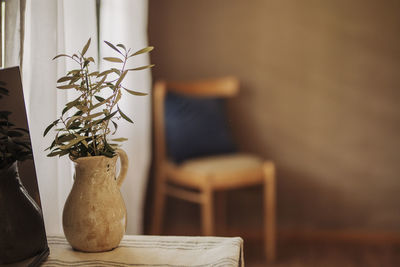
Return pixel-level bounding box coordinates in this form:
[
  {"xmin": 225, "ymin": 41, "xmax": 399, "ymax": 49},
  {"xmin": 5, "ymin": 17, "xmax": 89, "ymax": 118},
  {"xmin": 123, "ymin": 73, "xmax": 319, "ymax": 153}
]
[
  {"xmin": 246, "ymin": 239, "xmax": 400, "ymax": 267},
  {"xmin": 167, "ymin": 76, "xmax": 239, "ymax": 97},
  {"xmin": 264, "ymin": 162, "xmax": 276, "ymax": 262},
  {"xmin": 156, "ymin": 221, "xmax": 400, "ymax": 267}
]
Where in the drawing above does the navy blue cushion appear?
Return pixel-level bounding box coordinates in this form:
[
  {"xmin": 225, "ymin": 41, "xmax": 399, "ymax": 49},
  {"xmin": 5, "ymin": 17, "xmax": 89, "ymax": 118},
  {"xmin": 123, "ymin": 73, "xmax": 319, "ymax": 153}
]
[{"xmin": 165, "ymin": 92, "xmax": 236, "ymax": 163}]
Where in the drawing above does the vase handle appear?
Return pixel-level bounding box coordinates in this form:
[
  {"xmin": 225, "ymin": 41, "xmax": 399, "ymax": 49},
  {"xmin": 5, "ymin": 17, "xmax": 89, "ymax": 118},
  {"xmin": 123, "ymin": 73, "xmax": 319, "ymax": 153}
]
[{"xmin": 116, "ymin": 149, "xmax": 128, "ymax": 188}]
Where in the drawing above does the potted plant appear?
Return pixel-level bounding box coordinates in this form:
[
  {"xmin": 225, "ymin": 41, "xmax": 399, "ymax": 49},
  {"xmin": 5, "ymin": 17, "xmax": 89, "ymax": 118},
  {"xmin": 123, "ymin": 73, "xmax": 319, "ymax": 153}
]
[
  {"xmin": 0, "ymin": 84, "xmax": 47, "ymax": 264},
  {"xmin": 44, "ymin": 39, "xmax": 153, "ymax": 252}
]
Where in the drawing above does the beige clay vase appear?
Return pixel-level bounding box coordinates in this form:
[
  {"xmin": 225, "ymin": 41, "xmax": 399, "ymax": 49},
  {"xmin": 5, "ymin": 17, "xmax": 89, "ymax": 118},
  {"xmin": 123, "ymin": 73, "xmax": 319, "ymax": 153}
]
[{"xmin": 62, "ymin": 149, "xmax": 128, "ymax": 252}]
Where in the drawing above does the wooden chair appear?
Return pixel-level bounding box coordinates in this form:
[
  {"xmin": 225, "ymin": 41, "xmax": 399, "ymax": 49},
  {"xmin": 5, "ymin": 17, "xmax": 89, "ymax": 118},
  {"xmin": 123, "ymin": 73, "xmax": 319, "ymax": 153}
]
[{"xmin": 151, "ymin": 76, "xmax": 276, "ymax": 262}]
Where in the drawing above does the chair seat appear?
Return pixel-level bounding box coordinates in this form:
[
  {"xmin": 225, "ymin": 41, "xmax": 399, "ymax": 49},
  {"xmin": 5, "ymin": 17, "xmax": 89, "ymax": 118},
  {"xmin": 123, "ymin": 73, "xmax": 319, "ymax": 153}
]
[{"xmin": 165, "ymin": 154, "xmax": 266, "ymax": 190}]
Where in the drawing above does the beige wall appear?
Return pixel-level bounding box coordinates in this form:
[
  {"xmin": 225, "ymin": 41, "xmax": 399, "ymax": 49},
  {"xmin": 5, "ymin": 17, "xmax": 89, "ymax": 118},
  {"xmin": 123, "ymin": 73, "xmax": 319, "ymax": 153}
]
[{"xmin": 148, "ymin": 0, "xmax": 400, "ymax": 231}]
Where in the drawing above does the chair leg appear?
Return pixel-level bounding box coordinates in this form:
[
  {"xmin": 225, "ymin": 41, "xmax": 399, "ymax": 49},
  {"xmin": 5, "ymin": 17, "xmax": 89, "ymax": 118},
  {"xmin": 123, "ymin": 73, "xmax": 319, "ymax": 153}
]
[
  {"xmin": 151, "ymin": 171, "xmax": 167, "ymax": 235},
  {"xmin": 216, "ymin": 191, "xmax": 227, "ymax": 234},
  {"xmin": 201, "ymin": 186, "xmax": 214, "ymax": 236},
  {"xmin": 263, "ymin": 161, "xmax": 276, "ymax": 262}
]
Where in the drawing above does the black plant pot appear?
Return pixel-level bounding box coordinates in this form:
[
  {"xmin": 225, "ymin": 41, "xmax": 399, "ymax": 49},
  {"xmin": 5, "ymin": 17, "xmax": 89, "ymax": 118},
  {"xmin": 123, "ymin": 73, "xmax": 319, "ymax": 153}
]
[{"xmin": 0, "ymin": 161, "xmax": 47, "ymax": 264}]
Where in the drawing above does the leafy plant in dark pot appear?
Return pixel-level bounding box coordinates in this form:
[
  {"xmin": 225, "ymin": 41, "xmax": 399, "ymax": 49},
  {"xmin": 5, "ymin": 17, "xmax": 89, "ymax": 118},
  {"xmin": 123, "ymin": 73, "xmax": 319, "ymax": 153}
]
[{"xmin": 0, "ymin": 84, "xmax": 47, "ymax": 264}]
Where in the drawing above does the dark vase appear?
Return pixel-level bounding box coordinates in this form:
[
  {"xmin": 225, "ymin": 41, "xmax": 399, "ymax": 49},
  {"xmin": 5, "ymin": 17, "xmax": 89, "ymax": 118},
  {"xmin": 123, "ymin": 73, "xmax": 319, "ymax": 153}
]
[{"xmin": 0, "ymin": 161, "xmax": 47, "ymax": 264}]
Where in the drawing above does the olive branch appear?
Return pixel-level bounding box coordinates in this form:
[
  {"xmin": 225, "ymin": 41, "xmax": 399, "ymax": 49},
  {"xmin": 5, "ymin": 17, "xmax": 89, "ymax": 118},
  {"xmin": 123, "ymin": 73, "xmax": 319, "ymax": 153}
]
[{"xmin": 44, "ymin": 38, "xmax": 154, "ymax": 159}]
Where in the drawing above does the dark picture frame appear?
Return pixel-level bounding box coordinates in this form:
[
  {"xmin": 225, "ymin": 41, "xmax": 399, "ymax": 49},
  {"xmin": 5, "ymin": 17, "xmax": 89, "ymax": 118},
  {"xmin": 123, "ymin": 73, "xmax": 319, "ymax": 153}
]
[{"xmin": 0, "ymin": 66, "xmax": 49, "ymax": 267}]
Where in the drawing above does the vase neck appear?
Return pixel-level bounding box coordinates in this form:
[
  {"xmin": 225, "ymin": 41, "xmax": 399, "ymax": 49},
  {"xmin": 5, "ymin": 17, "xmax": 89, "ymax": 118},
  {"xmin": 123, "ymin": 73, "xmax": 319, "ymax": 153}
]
[{"xmin": 73, "ymin": 155, "xmax": 118, "ymax": 185}]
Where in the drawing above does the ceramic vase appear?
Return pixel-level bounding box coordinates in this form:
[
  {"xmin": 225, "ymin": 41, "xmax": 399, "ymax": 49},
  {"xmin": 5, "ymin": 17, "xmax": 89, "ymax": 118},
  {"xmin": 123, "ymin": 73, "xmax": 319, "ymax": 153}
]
[
  {"xmin": 0, "ymin": 161, "xmax": 47, "ymax": 264},
  {"xmin": 62, "ymin": 149, "xmax": 128, "ymax": 252}
]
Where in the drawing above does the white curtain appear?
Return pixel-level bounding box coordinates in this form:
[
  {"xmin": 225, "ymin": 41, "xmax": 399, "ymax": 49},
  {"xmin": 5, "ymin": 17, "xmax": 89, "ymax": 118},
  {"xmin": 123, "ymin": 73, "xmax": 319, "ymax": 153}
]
[
  {"xmin": 23, "ymin": 0, "xmax": 98, "ymax": 235},
  {"xmin": 100, "ymin": 0, "xmax": 151, "ymax": 234},
  {"xmin": 22, "ymin": 0, "xmax": 151, "ymax": 235},
  {"xmin": 4, "ymin": 0, "xmax": 25, "ymax": 68}
]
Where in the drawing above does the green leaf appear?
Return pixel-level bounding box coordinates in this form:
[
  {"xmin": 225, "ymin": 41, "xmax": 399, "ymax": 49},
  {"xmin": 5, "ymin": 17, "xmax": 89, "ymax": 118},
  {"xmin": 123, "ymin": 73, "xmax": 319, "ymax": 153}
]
[
  {"xmin": 66, "ymin": 116, "xmax": 81, "ymax": 128},
  {"xmin": 57, "ymin": 84, "xmax": 77, "ymax": 90},
  {"xmin": 62, "ymin": 97, "xmax": 81, "ymax": 115},
  {"xmin": 101, "ymin": 149, "xmax": 115, "ymax": 158},
  {"xmin": 118, "ymin": 107, "xmax": 133, "ymax": 123},
  {"xmin": 123, "ymin": 88, "xmax": 148, "ymax": 96},
  {"xmin": 103, "ymin": 57, "xmax": 123, "ymax": 63},
  {"xmin": 57, "ymin": 134, "xmax": 76, "ymax": 143},
  {"xmin": 129, "ymin": 46, "xmax": 154, "ymax": 57},
  {"xmin": 86, "ymin": 111, "xmax": 116, "ymax": 129},
  {"xmin": 84, "ymin": 112, "xmax": 103, "ymax": 121},
  {"xmin": 97, "ymin": 69, "xmax": 114, "ymax": 77},
  {"xmin": 59, "ymin": 135, "xmax": 88, "ymax": 150},
  {"xmin": 111, "ymin": 120, "xmax": 118, "ymax": 133},
  {"xmin": 61, "ymin": 101, "xmax": 76, "ymax": 115},
  {"xmin": 127, "ymin": 64, "xmax": 155, "ymax": 71},
  {"xmin": 81, "ymin": 139, "xmax": 89, "ymax": 148},
  {"xmin": 94, "ymin": 95, "xmax": 105, "ymax": 102},
  {"xmin": 96, "ymin": 85, "xmax": 109, "ymax": 91},
  {"xmin": 72, "ymin": 110, "xmax": 83, "ymax": 117},
  {"xmin": 68, "ymin": 69, "xmax": 81, "ymax": 75},
  {"xmin": 101, "ymin": 110, "xmax": 118, "ymax": 123},
  {"xmin": 67, "ymin": 96, "xmax": 81, "ymax": 107},
  {"xmin": 114, "ymin": 90, "xmax": 122, "ymax": 105},
  {"xmin": 104, "ymin": 41, "xmax": 122, "ymax": 55},
  {"xmin": 81, "ymin": 38, "xmax": 91, "ymax": 56},
  {"xmin": 111, "ymin": 68, "xmax": 121, "ymax": 75},
  {"xmin": 109, "ymin": 143, "xmax": 119, "ymax": 149},
  {"xmin": 91, "ymin": 95, "xmax": 113, "ymax": 110},
  {"xmin": 111, "ymin": 137, "xmax": 128, "ymax": 142},
  {"xmin": 53, "ymin": 54, "xmax": 70, "ymax": 60},
  {"xmin": 115, "ymin": 70, "xmax": 128, "ymax": 88},
  {"xmin": 80, "ymin": 120, "xmax": 98, "ymax": 130},
  {"xmin": 83, "ymin": 59, "xmax": 91, "ymax": 68},
  {"xmin": 92, "ymin": 75, "xmax": 107, "ymax": 91},
  {"xmin": 43, "ymin": 119, "xmax": 59, "ymax": 136},
  {"xmin": 57, "ymin": 76, "xmax": 73, "ymax": 83},
  {"xmin": 103, "ymin": 140, "xmax": 115, "ymax": 153},
  {"xmin": 116, "ymin": 44, "xmax": 126, "ymax": 51},
  {"xmin": 89, "ymin": 71, "xmax": 99, "ymax": 76},
  {"xmin": 58, "ymin": 150, "xmax": 70, "ymax": 157},
  {"xmin": 47, "ymin": 150, "xmax": 63, "ymax": 157}
]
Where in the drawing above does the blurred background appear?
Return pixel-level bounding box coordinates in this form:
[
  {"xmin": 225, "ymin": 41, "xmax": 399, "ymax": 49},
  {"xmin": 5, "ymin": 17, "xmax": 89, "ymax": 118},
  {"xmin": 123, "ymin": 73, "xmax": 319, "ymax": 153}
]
[
  {"xmin": 145, "ymin": 0, "xmax": 400, "ymax": 266},
  {"xmin": 1, "ymin": 0, "xmax": 400, "ymax": 266}
]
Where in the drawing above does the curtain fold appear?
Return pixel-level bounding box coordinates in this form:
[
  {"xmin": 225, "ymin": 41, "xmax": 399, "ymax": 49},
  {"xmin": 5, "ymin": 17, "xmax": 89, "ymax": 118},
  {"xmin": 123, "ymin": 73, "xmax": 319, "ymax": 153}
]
[
  {"xmin": 4, "ymin": 0, "xmax": 25, "ymax": 67},
  {"xmin": 100, "ymin": 0, "xmax": 151, "ymax": 234},
  {"xmin": 22, "ymin": 0, "xmax": 98, "ymax": 235}
]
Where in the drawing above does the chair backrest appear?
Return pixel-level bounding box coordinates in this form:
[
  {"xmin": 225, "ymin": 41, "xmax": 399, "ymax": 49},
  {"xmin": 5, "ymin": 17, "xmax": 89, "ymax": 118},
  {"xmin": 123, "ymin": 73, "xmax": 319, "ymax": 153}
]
[{"xmin": 153, "ymin": 76, "xmax": 239, "ymax": 167}]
